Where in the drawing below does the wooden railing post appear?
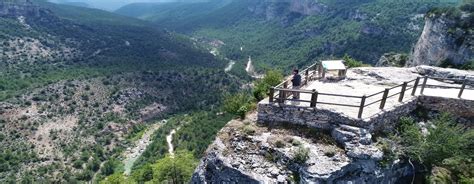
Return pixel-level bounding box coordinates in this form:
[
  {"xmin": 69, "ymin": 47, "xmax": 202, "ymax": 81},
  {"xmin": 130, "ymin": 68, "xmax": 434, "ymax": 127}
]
[
  {"xmin": 278, "ymin": 90, "xmax": 285, "ymax": 103},
  {"xmin": 305, "ymin": 70, "xmax": 309, "ymax": 85},
  {"xmin": 358, "ymin": 95, "xmax": 366, "ymax": 119},
  {"xmin": 458, "ymin": 78, "xmax": 467, "ymax": 98},
  {"xmin": 380, "ymin": 88, "xmax": 389, "ymax": 109},
  {"xmin": 411, "ymin": 77, "xmax": 420, "ymax": 96},
  {"xmin": 269, "ymin": 87, "xmax": 274, "ymax": 103},
  {"xmin": 399, "ymin": 82, "xmax": 408, "ymax": 102},
  {"xmin": 310, "ymin": 89, "xmax": 318, "ymax": 107},
  {"xmin": 314, "ymin": 64, "xmax": 318, "ymax": 77},
  {"xmin": 420, "ymin": 76, "xmax": 428, "ymax": 95},
  {"xmin": 283, "ymin": 81, "xmax": 288, "ymax": 98}
]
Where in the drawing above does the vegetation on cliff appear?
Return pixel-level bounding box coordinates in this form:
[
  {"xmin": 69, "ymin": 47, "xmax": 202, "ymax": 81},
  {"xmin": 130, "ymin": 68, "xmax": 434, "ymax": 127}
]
[
  {"xmin": 117, "ymin": 0, "xmax": 460, "ymax": 70},
  {"xmin": 381, "ymin": 113, "xmax": 474, "ymax": 183},
  {"xmin": 0, "ymin": 1, "xmax": 243, "ymax": 183}
]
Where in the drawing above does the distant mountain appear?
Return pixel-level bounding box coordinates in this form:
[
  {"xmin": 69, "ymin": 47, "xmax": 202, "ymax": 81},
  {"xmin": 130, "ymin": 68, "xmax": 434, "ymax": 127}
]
[
  {"xmin": 48, "ymin": 0, "xmax": 216, "ymax": 11},
  {"xmin": 58, "ymin": 1, "xmax": 90, "ymax": 8},
  {"xmin": 115, "ymin": 0, "xmax": 233, "ymax": 20},
  {"xmin": 117, "ymin": 0, "xmax": 461, "ymax": 71}
]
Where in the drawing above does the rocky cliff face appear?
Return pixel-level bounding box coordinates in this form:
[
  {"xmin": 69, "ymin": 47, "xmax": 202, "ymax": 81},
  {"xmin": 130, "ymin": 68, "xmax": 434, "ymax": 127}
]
[
  {"xmin": 408, "ymin": 12, "xmax": 473, "ymax": 67},
  {"xmin": 288, "ymin": 0, "xmax": 326, "ymax": 16},
  {"xmin": 0, "ymin": 0, "xmax": 41, "ymax": 17},
  {"xmin": 248, "ymin": 0, "xmax": 326, "ymax": 21},
  {"xmin": 192, "ymin": 113, "xmax": 412, "ymax": 183}
]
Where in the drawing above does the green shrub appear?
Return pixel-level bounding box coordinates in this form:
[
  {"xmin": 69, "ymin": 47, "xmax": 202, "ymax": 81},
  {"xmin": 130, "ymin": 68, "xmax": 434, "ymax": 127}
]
[
  {"xmin": 460, "ymin": 59, "xmax": 474, "ymax": 70},
  {"xmin": 376, "ymin": 138, "xmax": 399, "ymax": 167},
  {"xmin": 151, "ymin": 151, "xmax": 197, "ymax": 183},
  {"xmin": 100, "ymin": 161, "xmax": 114, "ymax": 176},
  {"xmin": 324, "ymin": 147, "xmax": 337, "ymax": 157},
  {"xmin": 242, "ymin": 125, "xmax": 256, "ymax": 136},
  {"xmin": 87, "ymin": 159, "xmax": 101, "ymax": 172},
  {"xmin": 274, "ymin": 139, "xmax": 286, "ymax": 148},
  {"xmin": 291, "ymin": 139, "xmax": 301, "ymax": 146},
  {"xmin": 253, "ymin": 70, "xmax": 283, "ymax": 101},
  {"xmin": 460, "ymin": 1, "xmax": 474, "ymax": 12},
  {"xmin": 99, "ymin": 173, "xmax": 129, "ymax": 184},
  {"xmin": 293, "ymin": 146, "xmax": 310, "ymax": 164},
  {"xmin": 223, "ymin": 93, "xmax": 253, "ymax": 119},
  {"xmin": 397, "ymin": 113, "xmax": 474, "ymax": 182},
  {"xmin": 72, "ymin": 160, "xmax": 84, "ymax": 169},
  {"xmin": 343, "ymin": 54, "xmax": 370, "ymax": 68},
  {"xmin": 77, "ymin": 170, "xmax": 94, "ymax": 181},
  {"xmin": 131, "ymin": 164, "xmax": 153, "ymax": 183},
  {"xmin": 264, "ymin": 151, "xmax": 279, "ymax": 163},
  {"xmin": 429, "ymin": 167, "xmax": 452, "ymax": 184}
]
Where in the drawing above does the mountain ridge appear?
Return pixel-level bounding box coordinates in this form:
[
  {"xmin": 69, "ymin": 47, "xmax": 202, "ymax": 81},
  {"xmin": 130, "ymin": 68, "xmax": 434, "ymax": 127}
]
[
  {"xmin": 116, "ymin": 0, "xmax": 461, "ymax": 70},
  {"xmin": 0, "ymin": 1, "xmax": 242, "ymax": 183}
]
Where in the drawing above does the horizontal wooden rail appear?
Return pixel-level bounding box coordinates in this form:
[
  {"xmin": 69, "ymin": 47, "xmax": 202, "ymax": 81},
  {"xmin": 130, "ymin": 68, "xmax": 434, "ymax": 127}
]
[
  {"xmin": 427, "ymin": 76, "xmax": 469, "ymax": 82},
  {"xmin": 274, "ymin": 98, "xmax": 312, "ymax": 103},
  {"xmin": 316, "ymin": 101, "xmax": 360, "ymax": 108},
  {"xmin": 424, "ymin": 84, "xmax": 463, "ymax": 89},
  {"xmin": 274, "ymin": 88, "xmax": 314, "ymax": 94},
  {"xmin": 388, "ymin": 83, "xmax": 404, "ymax": 90},
  {"xmin": 364, "ymin": 99, "xmax": 383, "ymax": 107},
  {"xmin": 367, "ymin": 90, "xmax": 385, "ymax": 98},
  {"xmin": 317, "ymin": 92, "xmax": 363, "ymax": 98},
  {"xmin": 269, "ymin": 62, "xmax": 472, "ymax": 119}
]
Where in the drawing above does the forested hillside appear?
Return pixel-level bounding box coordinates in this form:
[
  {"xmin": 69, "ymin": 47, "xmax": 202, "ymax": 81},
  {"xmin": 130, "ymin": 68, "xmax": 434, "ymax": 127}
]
[
  {"xmin": 117, "ymin": 0, "xmax": 461, "ymax": 71},
  {"xmin": 0, "ymin": 0, "xmax": 242, "ymax": 182}
]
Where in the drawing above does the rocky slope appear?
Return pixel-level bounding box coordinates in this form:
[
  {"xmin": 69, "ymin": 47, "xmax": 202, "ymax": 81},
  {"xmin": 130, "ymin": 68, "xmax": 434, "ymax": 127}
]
[
  {"xmin": 0, "ymin": 0, "xmax": 41, "ymax": 17},
  {"xmin": 192, "ymin": 113, "xmax": 411, "ymax": 183},
  {"xmin": 0, "ymin": 1, "xmax": 243, "ymax": 183},
  {"xmin": 408, "ymin": 7, "xmax": 473, "ymax": 67}
]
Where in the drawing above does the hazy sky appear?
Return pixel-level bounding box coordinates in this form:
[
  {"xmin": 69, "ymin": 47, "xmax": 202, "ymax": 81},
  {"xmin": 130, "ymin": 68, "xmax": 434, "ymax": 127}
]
[{"xmin": 50, "ymin": 0, "xmax": 185, "ymax": 11}]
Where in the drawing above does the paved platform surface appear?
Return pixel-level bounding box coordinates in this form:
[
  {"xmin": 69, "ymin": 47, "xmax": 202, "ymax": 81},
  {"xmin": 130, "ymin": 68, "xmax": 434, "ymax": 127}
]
[{"xmin": 281, "ymin": 67, "xmax": 473, "ymax": 119}]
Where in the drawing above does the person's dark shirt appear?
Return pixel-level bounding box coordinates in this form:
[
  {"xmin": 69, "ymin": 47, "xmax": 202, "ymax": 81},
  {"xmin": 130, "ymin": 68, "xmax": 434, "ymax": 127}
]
[{"xmin": 292, "ymin": 74, "xmax": 302, "ymax": 86}]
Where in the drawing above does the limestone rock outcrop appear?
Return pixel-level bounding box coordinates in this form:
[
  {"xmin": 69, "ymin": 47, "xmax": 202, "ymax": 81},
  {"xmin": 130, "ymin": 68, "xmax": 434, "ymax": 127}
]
[
  {"xmin": 407, "ymin": 11, "xmax": 473, "ymax": 67},
  {"xmin": 192, "ymin": 114, "xmax": 412, "ymax": 183},
  {"xmin": 248, "ymin": 0, "xmax": 327, "ymax": 21},
  {"xmin": 376, "ymin": 53, "xmax": 409, "ymax": 67},
  {"xmin": 414, "ymin": 65, "xmax": 474, "ymax": 80},
  {"xmin": 0, "ymin": 0, "xmax": 41, "ymax": 17}
]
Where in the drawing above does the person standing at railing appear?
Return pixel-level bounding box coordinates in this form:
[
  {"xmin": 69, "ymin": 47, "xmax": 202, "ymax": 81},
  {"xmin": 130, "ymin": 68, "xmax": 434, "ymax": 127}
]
[{"xmin": 291, "ymin": 69, "xmax": 302, "ymax": 102}]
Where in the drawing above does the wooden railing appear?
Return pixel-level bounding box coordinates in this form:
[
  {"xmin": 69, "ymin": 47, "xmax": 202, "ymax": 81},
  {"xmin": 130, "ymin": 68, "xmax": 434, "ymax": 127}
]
[
  {"xmin": 269, "ymin": 69, "xmax": 472, "ymax": 119},
  {"xmin": 419, "ymin": 76, "xmax": 472, "ymax": 98},
  {"xmin": 271, "ymin": 63, "xmax": 321, "ymax": 101}
]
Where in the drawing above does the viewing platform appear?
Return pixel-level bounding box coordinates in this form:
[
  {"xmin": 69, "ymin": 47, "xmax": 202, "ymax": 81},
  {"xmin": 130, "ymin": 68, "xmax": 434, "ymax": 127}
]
[{"xmin": 257, "ymin": 64, "xmax": 474, "ymax": 132}]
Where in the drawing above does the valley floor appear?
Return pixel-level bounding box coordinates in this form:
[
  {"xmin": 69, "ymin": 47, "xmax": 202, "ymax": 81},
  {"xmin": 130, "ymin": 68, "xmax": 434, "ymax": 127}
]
[{"xmin": 123, "ymin": 122, "xmax": 163, "ymax": 175}]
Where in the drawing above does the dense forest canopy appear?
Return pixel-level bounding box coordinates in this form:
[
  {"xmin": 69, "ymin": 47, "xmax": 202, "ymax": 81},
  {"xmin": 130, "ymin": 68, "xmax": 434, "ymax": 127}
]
[
  {"xmin": 117, "ymin": 0, "xmax": 462, "ymax": 71},
  {"xmin": 0, "ymin": 1, "xmax": 243, "ymax": 183}
]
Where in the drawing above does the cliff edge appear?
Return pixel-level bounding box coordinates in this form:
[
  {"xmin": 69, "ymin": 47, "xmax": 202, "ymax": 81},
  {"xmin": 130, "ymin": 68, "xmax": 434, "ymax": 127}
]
[{"xmin": 408, "ymin": 6, "xmax": 473, "ymax": 67}]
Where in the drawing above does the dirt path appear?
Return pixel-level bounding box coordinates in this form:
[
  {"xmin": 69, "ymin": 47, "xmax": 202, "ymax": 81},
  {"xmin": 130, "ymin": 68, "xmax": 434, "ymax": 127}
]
[
  {"xmin": 246, "ymin": 56, "xmax": 263, "ymax": 79},
  {"xmin": 123, "ymin": 123, "xmax": 162, "ymax": 175},
  {"xmin": 224, "ymin": 60, "xmax": 235, "ymax": 72},
  {"xmin": 166, "ymin": 129, "xmax": 177, "ymax": 157}
]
